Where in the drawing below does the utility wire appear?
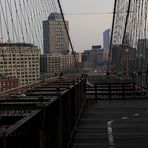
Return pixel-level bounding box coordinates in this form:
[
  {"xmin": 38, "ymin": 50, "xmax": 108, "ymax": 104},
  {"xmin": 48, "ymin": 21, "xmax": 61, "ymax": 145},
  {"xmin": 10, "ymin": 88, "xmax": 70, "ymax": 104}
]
[
  {"xmin": 64, "ymin": 11, "xmax": 134, "ymax": 16},
  {"xmin": 65, "ymin": 12, "xmax": 113, "ymax": 15}
]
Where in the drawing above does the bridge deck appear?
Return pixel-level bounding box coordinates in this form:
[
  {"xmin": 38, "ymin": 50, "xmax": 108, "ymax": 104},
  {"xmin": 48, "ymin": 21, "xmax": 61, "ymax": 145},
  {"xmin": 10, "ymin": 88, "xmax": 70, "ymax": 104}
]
[{"xmin": 70, "ymin": 99, "xmax": 148, "ymax": 148}]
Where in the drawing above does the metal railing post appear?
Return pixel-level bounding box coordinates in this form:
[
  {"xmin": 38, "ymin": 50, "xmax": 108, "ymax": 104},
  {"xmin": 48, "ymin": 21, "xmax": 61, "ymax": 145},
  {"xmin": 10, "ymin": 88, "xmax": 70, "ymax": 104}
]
[{"xmin": 95, "ymin": 84, "xmax": 97, "ymax": 100}]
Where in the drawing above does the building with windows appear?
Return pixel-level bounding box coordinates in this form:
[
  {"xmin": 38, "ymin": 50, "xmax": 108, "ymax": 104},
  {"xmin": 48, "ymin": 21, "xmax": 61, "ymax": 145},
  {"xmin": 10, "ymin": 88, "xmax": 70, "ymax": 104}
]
[
  {"xmin": 91, "ymin": 45, "xmax": 104, "ymax": 67},
  {"xmin": 43, "ymin": 12, "xmax": 69, "ymax": 54},
  {"xmin": 40, "ymin": 53, "xmax": 81, "ymax": 76},
  {"xmin": 0, "ymin": 43, "xmax": 40, "ymax": 85},
  {"xmin": 0, "ymin": 74, "xmax": 18, "ymax": 92},
  {"xmin": 82, "ymin": 45, "xmax": 105, "ymax": 69},
  {"xmin": 62, "ymin": 53, "xmax": 81, "ymax": 71}
]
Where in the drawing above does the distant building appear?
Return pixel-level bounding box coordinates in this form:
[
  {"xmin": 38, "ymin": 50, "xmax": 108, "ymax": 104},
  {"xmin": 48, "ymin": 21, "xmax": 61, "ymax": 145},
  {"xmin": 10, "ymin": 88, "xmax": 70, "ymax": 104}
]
[
  {"xmin": 92, "ymin": 45, "xmax": 102, "ymax": 51},
  {"xmin": 0, "ymin": 43, "xmax": 40, "ymax": 85},
  {"xmin": 103, "ymin": 48, "xmax": 109, "ymax": 62},
  {"xmin": 137, "ymin": 39, "xmax": 148, "ymax": 58},
  {"xmin": 82, "ymin": 50, "xmax": 92, "ymax": 69},
  {"xmin": 0, "ymin": 74, "xmax": 18, "ymax": 92},
  {"xmin": 47, "ymin": 53, "xmax": 62, "ymax": 76},
  {"xmin": 82, "ymin": 50, "xmax": 91, "ymax": 62},
  {"xmin": 40, "ymin": 54, "xmax": 48, "ymax": 76},
  {"xmin": 91, "ymin": 45, "xmax": 104, "ymax": 68},
  {"xmin": 111, "ymin": 44, "xmax": 137, "ymax": 73},
  {"xmin": 43, "ymin": 12, "xmax": 69, "ymax": 54},
  {"xmin": 111, "ymin": 45, "xmax": 121, "ymax": 71},
  {"xmin": 82, "ymin": 45, "xmax": 105, "ymax": 69},
  {"xmin": 62, "ymin": 53, "xmax": 81, "ymax": 71},
  {"xmin": 103, "ymin": 29, "xmax": 111, "ymax": 49},
  {"xmin": 97, "ymin": 48, "xmax": 104, "ymax": 64},
  {"xmin": 40, "ymin": 53, "xmax": 81, "ymax": 76}
]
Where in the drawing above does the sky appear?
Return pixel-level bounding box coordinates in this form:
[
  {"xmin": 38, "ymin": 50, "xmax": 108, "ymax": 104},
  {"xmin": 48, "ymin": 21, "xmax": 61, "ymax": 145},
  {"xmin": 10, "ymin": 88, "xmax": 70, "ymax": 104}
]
[{"xmin": 60, "ymin": 0, "xmax": 114, "ymax": 52}]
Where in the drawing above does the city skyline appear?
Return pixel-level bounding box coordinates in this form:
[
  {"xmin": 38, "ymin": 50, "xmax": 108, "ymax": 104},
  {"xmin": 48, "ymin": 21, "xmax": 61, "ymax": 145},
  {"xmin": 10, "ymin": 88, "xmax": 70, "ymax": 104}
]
[{"xmin": 61, "ymin": 0, "xmax": 114, "ymax": 52}]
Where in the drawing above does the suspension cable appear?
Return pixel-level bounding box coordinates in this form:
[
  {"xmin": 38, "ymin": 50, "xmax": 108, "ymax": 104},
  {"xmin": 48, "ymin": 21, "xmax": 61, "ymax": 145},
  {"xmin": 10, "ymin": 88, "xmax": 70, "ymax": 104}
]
[{"xmin": 57, "ymin": 0, "xmax": 81, "ymax": 73}]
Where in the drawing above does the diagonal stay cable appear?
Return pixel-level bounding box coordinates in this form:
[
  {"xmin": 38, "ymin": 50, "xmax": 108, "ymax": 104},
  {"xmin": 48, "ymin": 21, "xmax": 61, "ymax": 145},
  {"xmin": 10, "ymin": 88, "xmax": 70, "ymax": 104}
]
[{"xmin": 57, "ymin": 0, "xmax": 81, "ymax": 73}]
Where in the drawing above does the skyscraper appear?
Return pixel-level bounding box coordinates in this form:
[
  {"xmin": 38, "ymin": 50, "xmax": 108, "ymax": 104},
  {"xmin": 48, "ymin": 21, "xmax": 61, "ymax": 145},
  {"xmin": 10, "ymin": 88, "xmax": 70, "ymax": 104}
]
[
  {"xmin": 103, "ymin": 28, "xmax": 111, "ymax": 49},
  {"xmin": 43, "ymin": 12, "xmax": 69, "ymax": 54}
]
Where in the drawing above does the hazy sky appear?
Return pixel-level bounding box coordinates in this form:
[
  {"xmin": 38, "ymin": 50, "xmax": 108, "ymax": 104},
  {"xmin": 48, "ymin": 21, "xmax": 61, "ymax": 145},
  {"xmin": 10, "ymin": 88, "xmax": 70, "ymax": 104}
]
[{"xmin": 61, "ymin": 0, "xmax": 114, "ymax": 52}]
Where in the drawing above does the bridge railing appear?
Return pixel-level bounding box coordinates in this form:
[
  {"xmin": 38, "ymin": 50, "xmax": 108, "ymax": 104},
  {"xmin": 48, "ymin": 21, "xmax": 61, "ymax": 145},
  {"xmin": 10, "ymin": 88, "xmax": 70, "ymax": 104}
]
[
  {"xmin": 0, "ymin": 76, "xmax": 86, "ymax": 148},
  {"xmin": 112, "ymin": 72, "xmax": 148, "ymax": 94},
  {"xmin": 86, "ymin": 74, "xmax": 147, "ymax": 99}
]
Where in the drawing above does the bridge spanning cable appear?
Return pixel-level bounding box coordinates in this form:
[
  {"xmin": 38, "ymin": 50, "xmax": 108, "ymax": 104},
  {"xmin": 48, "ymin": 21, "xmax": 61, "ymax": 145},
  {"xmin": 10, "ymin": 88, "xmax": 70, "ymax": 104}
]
[
  {"xmin": 109, "ymin": 0, "xmax": 148, "ymax": 87},
  {"xmin": 57, "ymin": 0, "xmax": 80, "ymax": 73}
]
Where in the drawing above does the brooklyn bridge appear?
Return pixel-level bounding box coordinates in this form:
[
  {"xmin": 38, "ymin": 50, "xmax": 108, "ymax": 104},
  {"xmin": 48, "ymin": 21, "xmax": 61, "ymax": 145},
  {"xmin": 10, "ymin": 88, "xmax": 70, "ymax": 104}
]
[{"xmin": 0, "ymin": 0, "xmax": 148, "ymax": 148}]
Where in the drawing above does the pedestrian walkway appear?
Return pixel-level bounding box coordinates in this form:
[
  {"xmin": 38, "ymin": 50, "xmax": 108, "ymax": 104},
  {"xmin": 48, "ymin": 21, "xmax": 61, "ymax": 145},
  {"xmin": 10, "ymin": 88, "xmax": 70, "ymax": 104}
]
[{"xmin": 70, "ymin": 99, "xmax": 148, "ymax": 148}]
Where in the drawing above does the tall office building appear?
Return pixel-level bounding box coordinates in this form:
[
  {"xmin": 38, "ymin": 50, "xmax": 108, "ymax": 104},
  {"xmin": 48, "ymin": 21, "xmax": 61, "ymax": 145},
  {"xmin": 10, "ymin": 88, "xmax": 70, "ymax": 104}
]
[
  {"xmin": 103, "ymin": 29, "xmax": 111, "ymax": 49},
  {"xmin": 43, "ymin": 12, "xmax": 69, "ymax": 54}
]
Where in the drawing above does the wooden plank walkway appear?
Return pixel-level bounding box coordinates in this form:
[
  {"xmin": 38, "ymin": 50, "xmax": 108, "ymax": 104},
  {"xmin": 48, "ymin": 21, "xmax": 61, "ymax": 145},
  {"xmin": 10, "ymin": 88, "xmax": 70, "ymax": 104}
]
[{"xmin": 70, "ymin": 99, "xmax": 148, "ymax": 148}]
